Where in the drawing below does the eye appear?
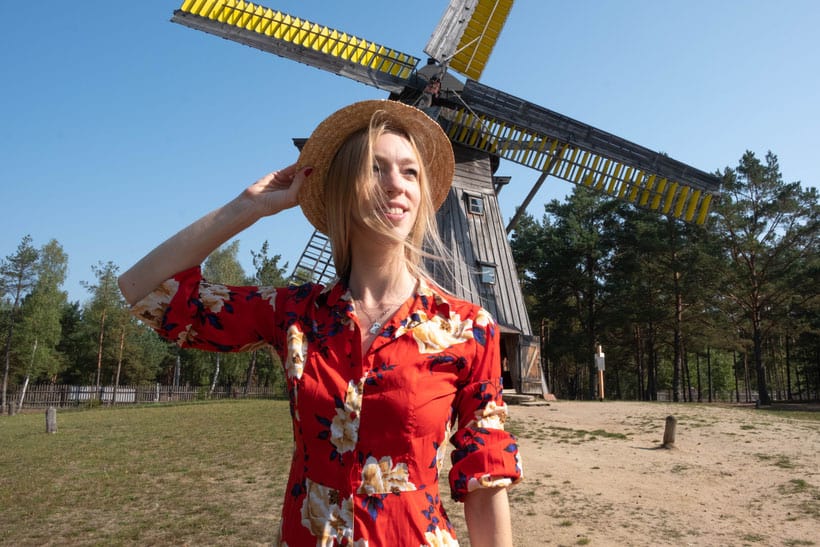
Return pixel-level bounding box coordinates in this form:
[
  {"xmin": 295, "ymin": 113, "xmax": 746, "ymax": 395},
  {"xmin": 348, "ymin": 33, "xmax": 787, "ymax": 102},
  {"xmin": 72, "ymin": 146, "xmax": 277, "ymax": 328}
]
[
  {"xmin": 404, "ymin": 167, "xmax": 419, "ymax": 179},
  {"xmin": 372, "ymin": 164, "xmax": 381, "ymax": 175}
]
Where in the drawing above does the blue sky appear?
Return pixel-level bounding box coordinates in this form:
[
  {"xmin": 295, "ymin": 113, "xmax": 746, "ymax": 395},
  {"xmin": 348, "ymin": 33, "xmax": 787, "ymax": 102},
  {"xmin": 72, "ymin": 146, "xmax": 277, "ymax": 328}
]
[{"xmin": 2, "ymin": 1, "xmax": 818, "ymax": 304}]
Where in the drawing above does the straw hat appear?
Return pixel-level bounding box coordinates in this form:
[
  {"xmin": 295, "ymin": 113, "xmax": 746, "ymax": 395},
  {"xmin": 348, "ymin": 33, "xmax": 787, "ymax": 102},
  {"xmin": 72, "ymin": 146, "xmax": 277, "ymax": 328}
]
[{"xmin": 297, "ymin": 100, "xmax": 455, "ymax": 234}]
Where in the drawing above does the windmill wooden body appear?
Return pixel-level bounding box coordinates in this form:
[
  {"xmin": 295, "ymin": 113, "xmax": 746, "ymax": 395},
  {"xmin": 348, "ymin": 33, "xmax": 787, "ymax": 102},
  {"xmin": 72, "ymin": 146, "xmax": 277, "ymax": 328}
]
[{"xmin": 171, "ymin": 0, "xmax": 721, "ymax": 396}]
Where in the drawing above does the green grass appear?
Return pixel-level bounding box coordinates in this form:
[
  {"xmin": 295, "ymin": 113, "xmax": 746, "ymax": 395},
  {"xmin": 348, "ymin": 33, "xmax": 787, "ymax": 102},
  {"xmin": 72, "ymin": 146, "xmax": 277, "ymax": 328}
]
[
  {"xmin": 508, "ymin": 420, "xmax": 629, "ymax": 443},
  {"xmin": 754, "ymin": 452, "xmax": 798, "ymax": 469},
  {"xmin": 0, "ymin": 400, "xmax": 293, "ymax": 546}
]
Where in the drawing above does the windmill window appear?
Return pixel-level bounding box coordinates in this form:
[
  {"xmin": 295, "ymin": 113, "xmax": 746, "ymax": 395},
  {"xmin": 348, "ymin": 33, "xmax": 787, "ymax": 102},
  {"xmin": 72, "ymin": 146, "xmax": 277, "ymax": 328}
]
[
  {"xmin": 478, "ymin": 262, "xmax": 496, "ymax": 285},
  {"xmin": 466, "ymin": 194, "xmax": 485, "ymax": 215}
]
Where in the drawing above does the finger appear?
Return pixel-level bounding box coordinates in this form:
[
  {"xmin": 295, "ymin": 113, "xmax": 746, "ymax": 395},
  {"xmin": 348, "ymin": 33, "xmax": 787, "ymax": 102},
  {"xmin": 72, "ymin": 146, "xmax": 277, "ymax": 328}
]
[{"xmin": 289, "ymin": 167, "xmax": 311, "ymax": 195}]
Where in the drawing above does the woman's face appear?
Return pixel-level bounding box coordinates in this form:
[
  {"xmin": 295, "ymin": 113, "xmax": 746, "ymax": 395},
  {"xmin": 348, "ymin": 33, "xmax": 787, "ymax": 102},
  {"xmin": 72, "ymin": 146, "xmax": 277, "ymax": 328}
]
[{"xmin": 360, "ymin": 131, "xmax": 422, "ymax": 242}]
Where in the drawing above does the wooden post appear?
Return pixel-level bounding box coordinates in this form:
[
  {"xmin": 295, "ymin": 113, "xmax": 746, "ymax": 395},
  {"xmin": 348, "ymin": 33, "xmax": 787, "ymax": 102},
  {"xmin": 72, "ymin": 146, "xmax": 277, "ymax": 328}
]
[
  {"xmin": 45, "ymin": 406, "xmax": 57, "ymax": 434},
  {"xmin": 595, "ymin": 345, "xmax": 606, "ymax": 401},
  {"xmin": 662, "ymin": 415, "xmax": 676, "ymax": 448}
]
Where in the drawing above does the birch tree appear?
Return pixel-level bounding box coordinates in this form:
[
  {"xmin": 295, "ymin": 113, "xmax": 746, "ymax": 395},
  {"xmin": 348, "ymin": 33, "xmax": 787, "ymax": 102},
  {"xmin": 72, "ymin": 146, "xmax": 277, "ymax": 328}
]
[
  {"xmin": 203, "ymin": 241, "xmax": 246, "ymax": 395},
  {"xmin": 16, "ymin": 240, "xmax": 68, "ymax": 409},
  {"xmin": 1, "ymin": 235, "xmax": 39, "ymax": 412}
]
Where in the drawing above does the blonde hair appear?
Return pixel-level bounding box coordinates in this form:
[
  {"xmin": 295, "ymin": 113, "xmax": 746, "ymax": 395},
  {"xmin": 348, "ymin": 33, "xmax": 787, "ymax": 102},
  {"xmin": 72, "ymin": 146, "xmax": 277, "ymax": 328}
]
[{"xmin": 324, "ymin": 113, "xmax": 451, "ymax": 283}]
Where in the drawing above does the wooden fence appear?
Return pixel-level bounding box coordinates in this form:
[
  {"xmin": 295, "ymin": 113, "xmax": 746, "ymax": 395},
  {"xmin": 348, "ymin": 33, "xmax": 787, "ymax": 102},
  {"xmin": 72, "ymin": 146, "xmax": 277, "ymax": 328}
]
[{"xmin": 6, "ymin": 383, "xmax": 283, "ymax": 412}]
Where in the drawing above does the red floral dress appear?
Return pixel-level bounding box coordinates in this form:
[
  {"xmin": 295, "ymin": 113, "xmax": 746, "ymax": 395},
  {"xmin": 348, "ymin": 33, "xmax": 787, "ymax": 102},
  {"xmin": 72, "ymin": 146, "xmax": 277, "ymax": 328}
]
[{"xmin": 132, "ymin": 267, "xmax": 522, "ymax": 546}]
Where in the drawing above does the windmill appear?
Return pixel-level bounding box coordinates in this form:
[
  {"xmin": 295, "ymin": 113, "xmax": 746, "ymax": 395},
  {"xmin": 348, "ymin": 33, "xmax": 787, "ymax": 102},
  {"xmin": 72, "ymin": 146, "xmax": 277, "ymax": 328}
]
[{"xmin": 170, "ymin": 0, "xmax": 721, "ymax": 397}]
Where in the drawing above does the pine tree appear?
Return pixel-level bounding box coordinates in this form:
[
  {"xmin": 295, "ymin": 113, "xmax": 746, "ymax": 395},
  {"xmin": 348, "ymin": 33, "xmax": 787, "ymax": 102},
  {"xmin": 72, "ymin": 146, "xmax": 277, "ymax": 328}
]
[{"xmin": 715, "ymin": 151, "xmax": 818, "ymax": 405}]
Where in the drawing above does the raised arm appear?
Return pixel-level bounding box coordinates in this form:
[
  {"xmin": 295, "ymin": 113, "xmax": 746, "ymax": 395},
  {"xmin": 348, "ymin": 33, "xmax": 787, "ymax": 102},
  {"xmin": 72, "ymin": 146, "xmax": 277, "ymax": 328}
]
[{"xmin": 118, "ymin": 164, "xmax": 309, "ymax": 305}]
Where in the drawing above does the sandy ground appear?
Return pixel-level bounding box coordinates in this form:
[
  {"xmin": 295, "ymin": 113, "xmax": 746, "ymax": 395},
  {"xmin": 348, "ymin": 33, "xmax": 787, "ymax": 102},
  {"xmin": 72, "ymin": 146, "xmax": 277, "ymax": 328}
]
[{"xmin": 446, "ymin": 400, "xmax": 820, "ymax": 547}]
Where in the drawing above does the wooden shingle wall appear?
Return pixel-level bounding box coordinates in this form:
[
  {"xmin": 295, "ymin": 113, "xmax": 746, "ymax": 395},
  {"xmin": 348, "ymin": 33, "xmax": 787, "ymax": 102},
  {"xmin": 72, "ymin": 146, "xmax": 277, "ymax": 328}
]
[{"xmin": 430, "ymin": 144, "xmax": 533, "ymax": 337}]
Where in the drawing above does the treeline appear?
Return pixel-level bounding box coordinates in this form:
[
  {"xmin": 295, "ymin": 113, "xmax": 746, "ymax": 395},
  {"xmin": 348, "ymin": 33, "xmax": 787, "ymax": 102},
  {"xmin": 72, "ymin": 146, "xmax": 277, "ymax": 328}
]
[
  {"xmin": 510, "ymin": 151, "xmax": 819, "ymax": 403},
  {"xmin": 2, "ymin": 151, "xmax": 818, "ymax": 409},
  {"xmin": 0, "ymin": 237, "xmax": 290, "ymax": 412}
]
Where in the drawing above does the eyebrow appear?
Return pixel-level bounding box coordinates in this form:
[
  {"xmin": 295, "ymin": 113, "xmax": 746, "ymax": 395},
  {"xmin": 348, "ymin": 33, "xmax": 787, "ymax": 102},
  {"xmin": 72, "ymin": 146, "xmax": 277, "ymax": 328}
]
[{"xmin": 373, "ymin": 153, "xmax": 419, "ymax": 166}]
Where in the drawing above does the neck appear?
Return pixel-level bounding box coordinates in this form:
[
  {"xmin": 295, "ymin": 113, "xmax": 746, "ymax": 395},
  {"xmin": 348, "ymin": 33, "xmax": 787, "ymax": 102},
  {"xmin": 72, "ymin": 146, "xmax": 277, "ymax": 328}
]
[{"xmin": 347, "ymin": 251, "xmax": 416, "ymax": 305}]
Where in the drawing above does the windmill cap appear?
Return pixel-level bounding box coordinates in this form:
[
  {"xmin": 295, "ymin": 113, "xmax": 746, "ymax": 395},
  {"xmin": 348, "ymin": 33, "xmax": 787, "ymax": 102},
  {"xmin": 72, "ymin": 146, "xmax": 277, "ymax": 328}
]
[{"xmin": 297, "ymin": 100, "xmax": 455, "ymax": 234}]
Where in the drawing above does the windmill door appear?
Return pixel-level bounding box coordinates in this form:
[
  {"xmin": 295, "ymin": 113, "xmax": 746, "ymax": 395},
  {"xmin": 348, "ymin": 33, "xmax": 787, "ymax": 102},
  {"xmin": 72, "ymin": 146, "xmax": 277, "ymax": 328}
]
[{"xmin": 518, "ymin": 335, "xmax": 545, "ymax": 396}]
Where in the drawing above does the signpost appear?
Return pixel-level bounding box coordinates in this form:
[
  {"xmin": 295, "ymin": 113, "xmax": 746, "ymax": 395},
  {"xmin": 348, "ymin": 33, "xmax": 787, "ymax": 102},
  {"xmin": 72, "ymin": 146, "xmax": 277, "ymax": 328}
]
[{"xmin": 595, "ymin": 345, "xmax": 605, "ymax": 401}]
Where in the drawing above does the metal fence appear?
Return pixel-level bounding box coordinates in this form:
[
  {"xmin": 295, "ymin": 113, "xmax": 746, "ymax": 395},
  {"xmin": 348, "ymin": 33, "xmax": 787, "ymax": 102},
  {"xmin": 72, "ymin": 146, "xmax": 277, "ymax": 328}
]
[{"xmin": 6, "ymin": 383, "xmax": 283, "ymax": 412}]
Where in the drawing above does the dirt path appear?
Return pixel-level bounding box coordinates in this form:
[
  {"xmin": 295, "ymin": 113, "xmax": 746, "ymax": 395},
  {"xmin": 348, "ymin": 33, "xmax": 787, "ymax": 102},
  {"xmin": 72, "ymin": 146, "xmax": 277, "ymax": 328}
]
[{"xmin": 447, "ymin": 400, "xmax": 820, "ymax": 546}]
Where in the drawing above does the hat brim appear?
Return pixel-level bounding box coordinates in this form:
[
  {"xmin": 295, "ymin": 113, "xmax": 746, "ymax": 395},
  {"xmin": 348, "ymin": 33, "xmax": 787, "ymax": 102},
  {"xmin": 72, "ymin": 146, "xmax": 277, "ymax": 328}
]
[{"xmin": 297, "ymin": 100, "xmax": 454, "ymax": 234}]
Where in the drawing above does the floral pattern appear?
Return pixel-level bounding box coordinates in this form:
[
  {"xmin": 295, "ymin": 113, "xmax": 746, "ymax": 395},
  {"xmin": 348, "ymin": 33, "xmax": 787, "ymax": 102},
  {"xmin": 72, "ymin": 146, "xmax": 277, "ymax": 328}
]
[
  {"xmin": 286, "ymin": 325, "xmax": 307, "ymax": 380},
  {"xmin": 329, "ymin": 378, "xmax": 364, "ymax": 455},
  {"xmin": 358, "ymin": 455, "xmax": 417, "ymax": 496},
  {"xmin": 301, "ymin": 478, "xmax": 354, "ymax": 546},
  {"xmin": 423, "ymin": 526, "xmax": 460, "ymax": 547},
  {"xmin": 131, "ymin": 268, "xmax": 521, "ymax": 545}
]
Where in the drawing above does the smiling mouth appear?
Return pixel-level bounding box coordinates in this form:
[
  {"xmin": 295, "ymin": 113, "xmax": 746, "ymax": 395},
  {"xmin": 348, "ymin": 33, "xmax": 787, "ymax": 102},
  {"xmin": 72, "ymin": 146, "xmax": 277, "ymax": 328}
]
[{"xmin": 385, "ymin": 207, "xmax": 406, "ymax": 215}]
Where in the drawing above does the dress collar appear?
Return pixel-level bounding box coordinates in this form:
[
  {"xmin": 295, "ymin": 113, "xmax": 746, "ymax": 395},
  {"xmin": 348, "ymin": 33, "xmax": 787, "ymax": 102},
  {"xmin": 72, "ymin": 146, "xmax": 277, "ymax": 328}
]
[{"xmin": 321, "ymin": 277, "xmax": 453, "ymax": 320}]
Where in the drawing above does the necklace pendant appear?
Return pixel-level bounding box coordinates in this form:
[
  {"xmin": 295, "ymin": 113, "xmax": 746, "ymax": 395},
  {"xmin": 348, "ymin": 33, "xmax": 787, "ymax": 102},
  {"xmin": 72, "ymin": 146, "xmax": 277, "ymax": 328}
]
[{"xmin": 369, "ymin": 322, "xmax": 382, "ymax": 335}]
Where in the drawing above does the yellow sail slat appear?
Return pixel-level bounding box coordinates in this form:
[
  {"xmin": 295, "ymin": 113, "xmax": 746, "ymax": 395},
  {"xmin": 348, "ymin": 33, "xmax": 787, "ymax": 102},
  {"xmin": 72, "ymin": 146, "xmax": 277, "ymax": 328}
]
[
  {"xmin": 695, "ymin": 194, "xmax": 713, "ymax": 225},
  {"xmin": 258, "ymin": 8, "xmax": 276, "ymax": 33},
  {"xmin": 583, "ymin": 156, "xmax": 602, "ymax": 187},
  {"xmin": 672, "ymin": 186, "xmax": 690, "ymax": 218},
  {"xmin": 661, "ymin": 182, "xmax": 679, "ymax": 214},
  {"xmin": 187, "ymin": 0, "xmax": 205, "ymax": 13},
  {"xmin": 649, "ymin": 178, "xmax": 666, "ymax": 210},
  {"xmin": 595, "ymin": 159, "xmax": 612, "ymax": 190},
  {"xmin": 684, "ymin": 189, "xmax": 702, "ymax": 222},
  {"xmin": 573, "ymin": 152, "xmax": 589, "ymax": 184},
  {"xmin": 626, "ymin": 171, "xmax": 643, "ymax": 202},
  {"xmin": 559, "ymin": 147, "xmax": 579, "ymax": 179},
  {"xmin": 639, "ymin": 175, "xmax": 657, "ymax": 206},
  {"xmin": 605, "ymin": 163, "xmax": 623, "ymax": 195},
  {"xmin": 617, "ymin": 166, "xmax": 633, "ymax": 198}
]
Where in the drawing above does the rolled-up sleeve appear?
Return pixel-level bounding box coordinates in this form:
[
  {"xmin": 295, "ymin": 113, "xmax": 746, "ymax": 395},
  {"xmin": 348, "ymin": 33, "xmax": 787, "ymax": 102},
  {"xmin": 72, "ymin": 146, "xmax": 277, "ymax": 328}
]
[
  {"xmin": 130, "ymin": 266, "xmax": 281, "ymax": 353},
  {"xmin": 448, "ymin": 311, "xmax": 523, "ymax": 502}
]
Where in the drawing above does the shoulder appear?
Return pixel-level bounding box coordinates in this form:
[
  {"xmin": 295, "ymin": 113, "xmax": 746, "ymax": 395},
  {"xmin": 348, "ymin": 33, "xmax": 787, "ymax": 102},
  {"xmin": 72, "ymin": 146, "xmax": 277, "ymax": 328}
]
[
  {"xmin": 278, "ymin": 279, "xmax": 349, "ymax": 309},
  {"xmin": 419, "ymin": 279, "xmax": 496, "ymax": 330}
]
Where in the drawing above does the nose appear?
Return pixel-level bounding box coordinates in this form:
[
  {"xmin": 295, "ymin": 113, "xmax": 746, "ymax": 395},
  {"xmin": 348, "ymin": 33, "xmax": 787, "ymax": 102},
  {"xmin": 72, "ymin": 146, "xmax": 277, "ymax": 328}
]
[{"xmin": 379, "ymin": 165, "xmax": 404, "ymax": 195}]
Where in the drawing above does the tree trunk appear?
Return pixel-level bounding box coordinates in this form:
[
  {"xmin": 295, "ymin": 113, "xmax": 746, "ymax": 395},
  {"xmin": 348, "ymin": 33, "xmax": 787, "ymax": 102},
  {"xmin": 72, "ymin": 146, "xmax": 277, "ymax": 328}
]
[
  {"xmin": 244, "ymin": 351, "xmax": 258, "ymax": 396},
  {"xmin": 785, "ymin": 335, "xmax": 792, "ymax": 401},
  {"xmin": 94, "ymin": 307, "xmax": 107, "ymax": 399},
  {"xmin": 634, "ymin": 326, "xmax": 645, "ymax": 401},
  {"xmin": 17, "ymin": 338, "xmax": 38, "ymax": 412},
  {"xmin": 111, "ymin": 328, "xmax": 125, "ymax": 406},
  {"xmin": 751, "ymin": 306, "xmax": 771, "ymax": 405},
  {"xmin": 672, "ymin": 269, "xmax": 684, "ymax": 403},
  {"xmin": 17, "ymin": 375, "xmax": 30, "ymax": 412},
  {"xmin": 707, "ymin": 347, "xmax": 713, "ymax": 403},
  {"xmin": 696, "ymin": 352, "xmax": 702, "ymax": 403},
  {"xmin": 646, "ymin": 325, "xmax": 657, "ymax": 401},
  {"xmin": 684, "ymin": 351, "xmax": 693, "ymax": 402},
  {"xmin": 173, "ymin": 354, "xmax": 181, "ymax": 388},
  {"xmin": 209, "ymin": 354, "xmax": 220, "ymax": 396},
  {"xmin": 733, "ymin": 351, "xmax": 740, "ymax": 403},
  {"xmin": 1, "ymin": 319, "xmax": 16, "ymax": 412}
]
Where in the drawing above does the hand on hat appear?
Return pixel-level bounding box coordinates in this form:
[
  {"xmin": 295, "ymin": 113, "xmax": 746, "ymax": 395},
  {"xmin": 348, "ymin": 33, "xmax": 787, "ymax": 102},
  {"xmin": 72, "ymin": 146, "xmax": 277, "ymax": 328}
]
[{"xmin": 243, "ymin": 163, "xmax": 313, "ymax": 218}]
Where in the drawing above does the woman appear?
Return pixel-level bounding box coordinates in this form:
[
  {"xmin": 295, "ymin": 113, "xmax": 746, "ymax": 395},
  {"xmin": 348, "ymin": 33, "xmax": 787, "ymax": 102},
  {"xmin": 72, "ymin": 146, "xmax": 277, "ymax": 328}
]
[{"xmin": 119, "ymin": 100, "xmax": 521, "ymax": 546}]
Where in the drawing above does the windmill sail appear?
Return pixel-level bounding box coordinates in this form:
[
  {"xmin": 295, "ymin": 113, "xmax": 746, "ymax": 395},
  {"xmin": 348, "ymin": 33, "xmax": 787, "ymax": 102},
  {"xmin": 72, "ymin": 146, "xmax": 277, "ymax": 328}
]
[
  {"xmin": 172, "ymin": 0, "xmax": 419, "ymax": 92},
  {"xmin": 290, "ymin": 230, "xmax": 336, "ymax": 285},
  {"xmin": 441, "ymin": 80, "xmax": 721, "ymax": 224},
  {"xmin": 169, "ymin": 0, "xmax": 723, "ymax": 396},
  {"xmin": 425, "ymin": 0, "xmax": 513, "ymax": 80}
]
